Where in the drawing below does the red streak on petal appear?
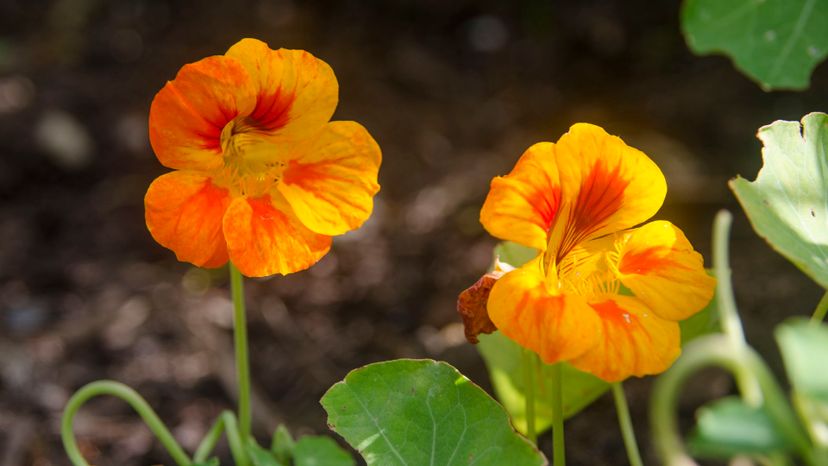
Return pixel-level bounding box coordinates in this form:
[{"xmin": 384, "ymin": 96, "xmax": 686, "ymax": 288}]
[
  {"xmin": 591, "ymin": 299, "xmax": 636, "ymax": 327},
  {"xmin": 242, "ymin": 89, "xmax": 294, "ymax": 132},
  {"xmin": 557, "ymin": 161, "xmax": 629, "ymax": 260},
  {"xmin": 620, "ymin": 247, "xmax": 667, "ymax": 275}
]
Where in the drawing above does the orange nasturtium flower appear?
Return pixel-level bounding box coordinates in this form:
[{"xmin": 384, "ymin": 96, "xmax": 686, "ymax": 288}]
[
  {"xmin": 145, "ymin": 38, "xmax": 381, "ymax": 277},
  {"xmin": 462, "ymin": 123, "xmax": 715, "ymax": 382}
]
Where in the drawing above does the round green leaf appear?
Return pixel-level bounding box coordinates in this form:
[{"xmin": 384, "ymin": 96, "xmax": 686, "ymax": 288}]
[
  {"xmin": 682, "ymin": 0, "xmax": 828, "ymax": 90},
  {"xmin": 730, "ymin": 112, "xmax": 828, "ymax": 289},
  {"xmin": 321, "ymin": 359, "xmax": 547, "ymax": 466},
  {"xmin": 294, "ymin": 436, "xmax": 355, "ymax": 466},
  {"xmin": 776, "ymin": 319, "xmax": 828, "ymax": 402}
]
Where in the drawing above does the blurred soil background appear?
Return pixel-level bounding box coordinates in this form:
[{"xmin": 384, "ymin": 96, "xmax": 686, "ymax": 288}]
[{"xmin": 1, "ymin": 0, "xmax": 827, "ymax": 465}]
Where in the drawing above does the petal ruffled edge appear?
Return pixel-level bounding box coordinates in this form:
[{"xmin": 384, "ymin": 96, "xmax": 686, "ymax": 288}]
[
  {"xmin": 480, "ymin": 142, "xmax": 561, "ymax": 251},
  {"xmin": 548, "ymin": 123, "xmax": 666, "ymax": 259},
  {"xmin": 614, "ymin": 220, "xmax": 715, "ymax": 321},
  {"xmin": 569, "ymin": 295, "xmax": 680, "ymax": 382},
  {"xmin": 145, "ymin": 171, "xmax": 231, "ymax": 268},
  {"xmin": 222, "ymin": 191, "xmax": 332, "ymax": 277},
  {"xmin": 225, "ymin": 38, "xmax": 338, "ymax": 142},
  {"xmin": 278, "ymin": 121, "xmax": 381, "ymax": 236},
  {"xmin": 487, "ymin": 257, "xmax": 601, "ymax": 364}
]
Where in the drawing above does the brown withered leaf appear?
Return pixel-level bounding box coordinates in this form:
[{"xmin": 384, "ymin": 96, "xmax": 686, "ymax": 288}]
[{"xmin": 457, "ymin": 270, "xmax": 504, "ymax": 344}]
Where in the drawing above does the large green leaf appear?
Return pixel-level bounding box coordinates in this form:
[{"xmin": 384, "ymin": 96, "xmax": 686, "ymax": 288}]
[
  {"xmin": 477, "ymin": 332, "xmax": 608, "ymax": 434},
  {"xmin": 681, "ymin": 0, "xmax": 828, "ymax": 90},
  {"xmin": 293, "ymin": 436, "xmax": 355, "ymax": 466},
  {"xmin": 687, "ymin": 397, "xmax": 793, "ymax": 458},
  {"xmin": 730, "ymin": 112, "xmax": 828, "ymax": 289},
  {"xmin": 321, "ymin": 359, "xmax": 547, "ymax": 466}
]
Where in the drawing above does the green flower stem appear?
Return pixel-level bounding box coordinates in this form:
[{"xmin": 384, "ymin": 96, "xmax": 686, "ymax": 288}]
[
  {"xmin": 61, "ymin": 380, "xmax": 192, "ymax": 466},
  {"xmin": 551, "ymin": 363, "xmax": 565, "ymax": 466},
  {"xmin": 810, "ymin": 291, "xmax": 828, "ymax": 324},
  {"xmin": 523, "ymin": 348, "xmax": 537, "ymax": 444},
  {"xmin": 712, "ymin": 210, "xmax": 763, "ymax": 405},
  {"xmin": 230, "ymin": 263, "xmax": 252, "ymax": 443},
  {"xmin": 222, "ymin": 411, "xmax": 251, "ymax": 466},
  {"xmin": 650, "ymin": 334, "xmax": 816, "ymax": 466},
  {"xmin": 611, "ymin": 383, "xmax": 643, "ymax": 466},
  {"xmin": 192, "ymin": 411, "xmax": 250, "ymax": 466},
  {"xmin": 193, "ymin": 414, "xmax": 225, "ymax": 463}
]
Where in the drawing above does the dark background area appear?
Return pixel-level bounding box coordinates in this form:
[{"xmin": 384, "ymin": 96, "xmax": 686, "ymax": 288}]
[{"xmin": 1, "ymin": 0, "xmax": 826, "ymax": 464}]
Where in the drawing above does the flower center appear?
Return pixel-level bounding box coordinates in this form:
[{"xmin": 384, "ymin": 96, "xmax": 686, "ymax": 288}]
[{"xmin": 215, "ymin": 118, "xmax": 287, "ymax": 197}]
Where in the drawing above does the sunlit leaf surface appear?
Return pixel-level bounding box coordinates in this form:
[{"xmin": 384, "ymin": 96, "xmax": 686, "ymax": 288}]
[
  {"xmin": 730, "ymin": 112, "xmax": 828, "ymax": 288},
  {"xmin": 321, "ymin": 359, "xmax": 547, "ymax": 466}
]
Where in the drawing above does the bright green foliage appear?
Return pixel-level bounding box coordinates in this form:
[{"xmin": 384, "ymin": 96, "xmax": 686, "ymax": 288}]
[
  {"xmin": 777, "ymin": 319, "xmax": 828, "ymax": 401},
  {"xmin": 477, "ymin": 331, "xmax": 608, "ymax": 434},
  {"xmin": 493, "ymin": 241, "xmax": 537, "ymax": 267},
  {"xmin": 688, "ymin": 397, "xmax": 794, "ymax": 458},
  {"xmin": 293, "ymin": 436, "xmax": 355, "ymax": 466},
  {"xmin": 777, "ymin": 318, "xmax": 828, "ymax": 447},
  {"xmin": 270, "ymin": 424, "xmax": 295, "ymax": 465},
  {"xmin": 193, "ymin": 460, "xmax": 220, "ymax": 466},
  {"xmin": 248, "ymin": 440, "xmax": 283, "ymax": 466},
  {"xmin": 682, "ymin": 0, "xmax": 828, "ymax": 90},
  {"xmin": 321, "ymin": 359, "xmax": 547, "ymax": 466},
  {"xmin": 730, "ymin": 113, "xmax": 828, "ymax": 289}
]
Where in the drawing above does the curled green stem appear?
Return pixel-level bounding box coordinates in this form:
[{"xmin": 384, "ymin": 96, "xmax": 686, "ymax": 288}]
[
  {"xmin": 61, "ymin": 380, "xmax": 192, "ymax": 466},
  {"xmin": 192, "ymin": 411, "xmax": 251, "ymax": 466},
  {"xmin": 650, "ymin": 335, "xmax": 815, "ymax": 466},
  {"xmin": 612, "ymin": 383, "xmax": 643, "ymax": 466},
  {"xmin": 712, "ymin": 210, "xmax": 763, "ymax": 405}
]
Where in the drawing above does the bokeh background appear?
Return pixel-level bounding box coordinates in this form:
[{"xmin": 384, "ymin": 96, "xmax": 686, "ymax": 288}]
[{"xmin": 1, "ymin": 0, "xmax": 827, "ymax": 465}]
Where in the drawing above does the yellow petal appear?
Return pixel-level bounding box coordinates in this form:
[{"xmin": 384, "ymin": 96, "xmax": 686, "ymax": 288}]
[
  {"xmin": 487, "ymin": 257, "xmax": 601, "ymax": 364},
  {"xmin": 144, "ymin": 171, "xmax": 231, "ymax": 268},
  {"xmin": 614, "ymin": 220, "xmax": 715, "ymax": 321},
  {"xmin": 548, "ymin": 123, "xmax": 666, "ymax": 260},
  {"xmin": 222, "ymin": 192, "xmax": 331, "ymax": 277},
  {"xmin": 569, "ymin": 296, "xmax": 680, "ymax": 382},
  {"xmin": 225, "ymin": 38, "xmax": 338, "ymax": 141},
  {"xmin": 277, "ymin": 122, "xmax": 381, "ymax": 236},
  {"xmin": 149, "ymin": 56, "xmax": 256, "ymax": 171},
  {"xmin": 480, "ymin": 142, "xmax": 561, "ymax": 250}
]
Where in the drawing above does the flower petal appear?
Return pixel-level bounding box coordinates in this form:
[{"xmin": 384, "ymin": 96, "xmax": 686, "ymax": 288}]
[
  {"xmin": 480, "ymin": 142, "xmax": 561, "ymax": 250},
  {"xmin": 614, "ymin": 220, "xmax": 716, "ymax": 321},
  {"xmin": 549, "ymin": 123, "xmax": 666, "ymax": 260},
  {"xmin": 277, "ymin": 121, "xmax": 381, "ymax": 235},
  {"xmin": 487, "ymin": 257, "xmax": 601, "ymax": 364},
  {"xmin": 569, "ymin": 296, "xmax": 680, "ymax": 382},
  {"xmin": 145, "ymin": 171, "xmax": 231, "ymax": 268},
  {"xmin": 222, "ymin": 192, "xmax": 331, "ymax": 277},
  {"xmin": 149, "ymin": 56, "xmax": 256, "ymax": 171},
  {"xmin": 225, "ymin": 38, "xmax": 338, "ymax": 141}
]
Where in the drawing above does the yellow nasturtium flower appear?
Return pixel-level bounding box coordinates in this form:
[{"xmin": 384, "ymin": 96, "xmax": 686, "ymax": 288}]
[
  {"xmin": 476, "ymin": 123, "xmax": 714, "ymax": 382},
  {"xmin": 145, "ymin": 38, "xmax": 381, "ymax": 277}
]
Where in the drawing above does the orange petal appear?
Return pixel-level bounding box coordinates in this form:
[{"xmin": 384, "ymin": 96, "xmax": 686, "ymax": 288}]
[
  {"xmin": 222, "ymin": 192, "xmax": 331, "ymax": 277},
  {"xmin": 569, "ymin": 296, "xmax": 680, "ymax": 382},
  {"xmin": 614, "ymin": 221, "xmax": 715, "ymax": 321},
  {"xmin": 277, "ymin": 122, "xmax": 381, "ymax": 236},
  {"xmin": 487, "ymin": 257, "xmax": 601, "ymax": 364},
  {"xmin": 149, "ymin": 56, "xmax": 256, "ymax": 171},
  {"xmin": 480, "ymin": 142, "xmax": 561, "ymax": 250},
  {"xmin": 145, "ymin": 171, "xmax": 231, "ymax": 268},
  {"xmin": 548, "ymin": 123, "xmax": 666, "ymax": 260},
  {"xmin": 225, "ymin": 39, "xmax": 338, "ymax": 141}
]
